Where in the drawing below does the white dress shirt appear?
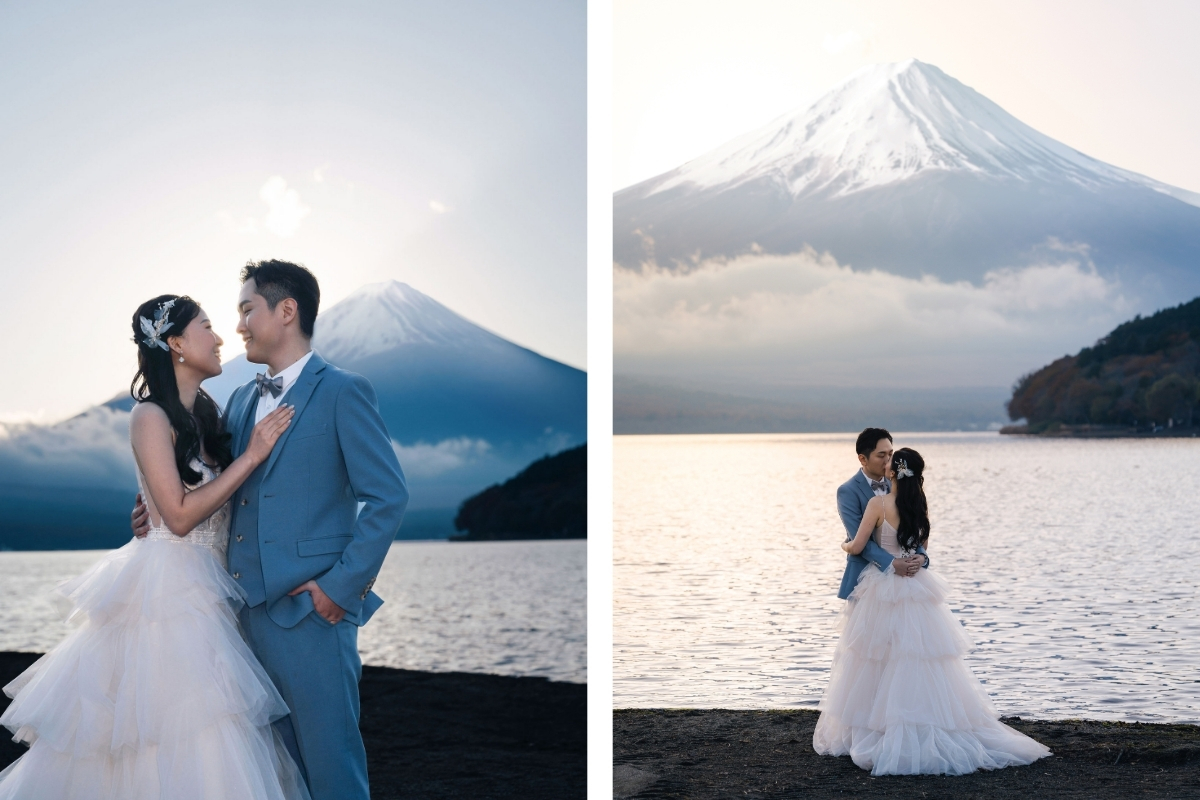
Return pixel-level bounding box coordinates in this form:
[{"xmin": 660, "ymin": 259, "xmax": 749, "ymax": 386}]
[{"xmin": 254, "ymin": 350, "xmax": 314, "ymax": 424}]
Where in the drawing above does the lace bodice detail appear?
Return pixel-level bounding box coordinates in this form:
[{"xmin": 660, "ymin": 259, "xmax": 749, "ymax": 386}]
[
  {"xmin": 876, "ymin": 519, "xmax": 916, "ymax": 559},
  {"xmin": 136, "ymin": 458, "xmax": 230, "ymax": 562}
]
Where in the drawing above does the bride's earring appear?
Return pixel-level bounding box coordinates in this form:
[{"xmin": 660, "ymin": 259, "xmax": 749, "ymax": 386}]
[{"xmin": 177, "ymin": 350, "xmax": 185, "ymax": 363}]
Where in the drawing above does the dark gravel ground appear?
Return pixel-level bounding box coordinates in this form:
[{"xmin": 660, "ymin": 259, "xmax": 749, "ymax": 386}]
[
  {"xmin": 0, "ymin": 652, "xmax": 585, "ymax": 799},
  {"xmin": 615, "ymin": 708, "xmax": 1200, "ymax": 799}
]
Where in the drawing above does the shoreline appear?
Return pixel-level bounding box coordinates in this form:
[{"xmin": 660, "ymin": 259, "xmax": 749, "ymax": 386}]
[
  {"xmin": 615, "ymin": 709, "xmax": 1200, "ymax": 799},
  {"xmin": 0, "ymin": 652, "xmax": 585, "ymax": 799},
  {"xmin": 1000, "ymin": 423, "xmax": 1200, "ymax": 438}
]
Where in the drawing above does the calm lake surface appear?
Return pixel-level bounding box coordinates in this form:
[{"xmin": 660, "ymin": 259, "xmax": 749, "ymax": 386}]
[
  {"xmin": 615, "ymin": 432, "xmax": 1200, "ymax": 722},
  {"xmin": 0, "ymin": 539, "xmax": 586, "ymax": 684}
]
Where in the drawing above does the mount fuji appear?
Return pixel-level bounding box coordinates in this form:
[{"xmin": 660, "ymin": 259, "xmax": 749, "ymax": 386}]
[
  {"xmin": 0, "ymin": 281, "xmax": 585, "ymax": 549},
  {"xmin": 615, "ymin": 59, "xmax": 1200, "ymax": 303}
]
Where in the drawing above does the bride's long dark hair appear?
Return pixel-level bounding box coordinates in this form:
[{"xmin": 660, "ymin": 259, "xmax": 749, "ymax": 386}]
[
  {"xmin": 130, "ymin": 294, "xmax": 233, "ymax": 485},
  {"xmin": 892, "ymin": 447, "xmax": 930, "ymax": 551}
]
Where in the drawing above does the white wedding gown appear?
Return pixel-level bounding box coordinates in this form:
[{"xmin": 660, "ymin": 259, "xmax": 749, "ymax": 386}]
[
  {"xmin": 0, "ymin": 460, "xmax": 310, "ymax": 800},
  {"xmin": 812, "ymin": 520, "xmax": 1051, "ymax": 775}
]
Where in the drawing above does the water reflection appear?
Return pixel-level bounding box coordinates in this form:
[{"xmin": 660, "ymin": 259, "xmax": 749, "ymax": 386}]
[{"xmin": 615, "ymin": 432, "xmax": 1200, "ymax": 721}]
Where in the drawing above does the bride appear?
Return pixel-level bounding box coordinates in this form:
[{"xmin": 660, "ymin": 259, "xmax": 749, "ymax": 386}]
[
  {"xmin": 0, "ymin": 295, "xmax": 310, "ymax": 799},
  {"xmin": 812, "ymin": 447, "xmax": 1051, "ymax": 776}
]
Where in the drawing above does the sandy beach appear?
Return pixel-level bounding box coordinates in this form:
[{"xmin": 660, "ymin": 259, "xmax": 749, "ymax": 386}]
[
  {"xmin": 615, "ymin": 709, "xmax": 1200, "ymax": 799},
  {"xmin": 0, "ymin": 652, "xmax": 585, "ymax": 799}
]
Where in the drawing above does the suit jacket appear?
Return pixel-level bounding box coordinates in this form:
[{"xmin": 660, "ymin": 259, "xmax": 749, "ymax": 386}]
[
  {"xmin": 835, "ymin": 470, "xmax": 928, "ymax": 600},
  {"xmin": 225, "ymin": 352, "xmax": 408, "ymax": 628}
]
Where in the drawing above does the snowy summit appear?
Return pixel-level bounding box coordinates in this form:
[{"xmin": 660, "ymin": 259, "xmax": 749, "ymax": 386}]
[
  {"xmin": 312, "ymin": 281, "xmax": 507, "ymax": 364},
  {"xmin": 646, "ymin": 59, "xmax": 1198, "ymax": 205}
]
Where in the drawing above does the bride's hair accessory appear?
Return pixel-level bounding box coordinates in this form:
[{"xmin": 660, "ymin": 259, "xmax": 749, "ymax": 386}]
[
  {"xmin": 138, "ymin": 298, "xmax": 177, "ymax": 351},
  {"xmin": 895, "ymin": 459, "xmax": 914, "ymax": 479}
]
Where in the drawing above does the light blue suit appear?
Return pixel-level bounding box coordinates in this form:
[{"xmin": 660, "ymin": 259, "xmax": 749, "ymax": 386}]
[
  {"xmin": 224, "ymin": 353, "xmax": 408, "ymax": 800},
  {"xmin": 835, "ymin": 471, "xmax": 928, "ymax": 600}
]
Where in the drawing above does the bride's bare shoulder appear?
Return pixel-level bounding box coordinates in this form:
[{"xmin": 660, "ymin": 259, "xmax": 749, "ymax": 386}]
[{"xmin": 129, "ymin": 401, "xmax": 170, "ymax": 432}]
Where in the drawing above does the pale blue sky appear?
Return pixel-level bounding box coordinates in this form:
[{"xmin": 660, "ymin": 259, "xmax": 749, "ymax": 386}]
[{"xmin": 0, "ymin": 1, "xmax": 584, "ymax": 421}]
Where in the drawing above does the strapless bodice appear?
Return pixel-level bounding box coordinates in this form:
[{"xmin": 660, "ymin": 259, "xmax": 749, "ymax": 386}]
[{"xmin": 136, "ymin": 458, "xmax": 230, "ymax": 563}]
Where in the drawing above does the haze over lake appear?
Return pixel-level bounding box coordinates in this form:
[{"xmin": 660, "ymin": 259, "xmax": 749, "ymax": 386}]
[{"xmin": 615, "ymin": 433, "xmax": 1200, "ymax": 722}]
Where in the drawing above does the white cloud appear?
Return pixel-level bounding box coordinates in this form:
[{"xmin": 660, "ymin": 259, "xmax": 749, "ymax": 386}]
[
  {"xmin": 260, "ymin": 176, "xmax": 310, "ymax": 237},
  {"xmin": 313, "ymin": 164, "xmax": 330, "ymax": 183},
  {"xmin": 822, "ymin": 30, "xmax": 862, "ymax": 55},
  {"xmin": 614, "ymin": 247, "xmax": 1131, "ymax": 386},
  {"xmin": 0, "ymin": 407, "xmax": 135, "ymax": 489},
  {"xmin": 429, "ymin": 200, "xmax": 448, "ymax": 214},
  {"xmin": 391, "ymin": 437, "xmax": 491, "ymax": 478}
]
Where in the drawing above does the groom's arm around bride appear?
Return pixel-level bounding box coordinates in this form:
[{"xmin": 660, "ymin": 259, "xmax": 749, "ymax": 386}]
[{"xmin": 835, "ymin": 428, "xmax": 927, "ymax": 600}]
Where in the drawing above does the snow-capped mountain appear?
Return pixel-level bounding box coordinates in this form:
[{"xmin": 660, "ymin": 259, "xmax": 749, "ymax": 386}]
[
  {"xmin": 2, "ymin": 281, "xmax": 585, "ymax": 549},
  {"xmin": 650, "ymin": 60, "xmax": 1199, "ymax": 203},
  {"xmin": 615, "ymin": 60, "xmax": 1200, "ymax": 303}
]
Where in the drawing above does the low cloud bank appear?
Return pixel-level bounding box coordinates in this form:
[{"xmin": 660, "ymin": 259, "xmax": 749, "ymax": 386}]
[
  {"xmin": 391, "ymin": 437, "xmax": 492, "ymax": 478},
  {"xmin": 614, "ymin": 247, "xmax": 1132, "ymax": 387},
  {"xmin": 0, "ymin": 407, "xmax": 135, "ymax": 489}
]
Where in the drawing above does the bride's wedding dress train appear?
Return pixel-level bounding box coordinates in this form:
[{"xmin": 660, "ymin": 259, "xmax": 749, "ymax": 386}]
[
  {"xmin": 0, "ymin": 461, "xmax": 309, "ymax": 800},
  {"xmin": 813, "ymin": 520, "xmax": 1051, "ymax": 775}
]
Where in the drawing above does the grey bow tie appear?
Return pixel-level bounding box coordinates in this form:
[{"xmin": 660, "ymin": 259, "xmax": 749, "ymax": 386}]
[
  {"xmin": 870, "ymin": 479, "xmax": 890, "ymax": 493},
  {"xmin": 256, "ymin": 373, "xmax": 284, "ymax": 398}
]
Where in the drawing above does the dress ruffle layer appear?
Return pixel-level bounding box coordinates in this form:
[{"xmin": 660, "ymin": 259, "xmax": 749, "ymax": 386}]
[
  {"xmin": 813, "ymin": 565, "xmax": 1051, "ymax": 776},
  {"xmin": 0, "ymin": 537, "xmax": 309, "ymax": 800}
]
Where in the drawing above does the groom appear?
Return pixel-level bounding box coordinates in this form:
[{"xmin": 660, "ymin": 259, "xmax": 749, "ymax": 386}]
[
  {"xmin": 133, "ymin": 260, "xmax": 408, "ymax": 800},
  {"xmin": 836, "ymin": 427, "xmax": 927, "ymax": 599}
]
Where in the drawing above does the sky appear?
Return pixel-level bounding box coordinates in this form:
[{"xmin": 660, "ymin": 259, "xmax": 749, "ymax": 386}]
[
  {"xmin": 0, "ymin": 0, "xmax": 584, "ymax": 423},
  {"xmin": 615, "ymin": 0, "xmax": 1200, "ymax": 193}
]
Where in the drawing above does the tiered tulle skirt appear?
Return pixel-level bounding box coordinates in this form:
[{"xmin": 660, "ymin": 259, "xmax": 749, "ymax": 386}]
[
  {"xmin": 812, "ymin": 564, "xmax": 1051, "ymax": 775},
  {"xmin": 0, "ymin": 537, "xmax": 309, "ymax": 799}
]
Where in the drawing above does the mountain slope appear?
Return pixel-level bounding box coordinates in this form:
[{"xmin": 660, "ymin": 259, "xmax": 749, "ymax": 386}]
[
  {"xmin": 0, "ymin": 281, "xmax": 585, "ymax": 549},
  {"xmin": 615, "ymin": 60, "xmax": 1200, "ymax": 302}
]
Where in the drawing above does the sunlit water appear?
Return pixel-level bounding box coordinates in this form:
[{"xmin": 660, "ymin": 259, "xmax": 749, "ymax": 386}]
[
  {"xmin": 615, "ymin": 432, "xmax": 1200, "ymax": 722},
  {"xmin": 0, "ymin": 539, "xmax": 586, "ymax": 684}
]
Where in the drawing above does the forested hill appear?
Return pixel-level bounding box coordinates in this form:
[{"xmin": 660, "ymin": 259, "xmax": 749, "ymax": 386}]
[
  {"xmin": 451, "ymin": 445, "xmax": 586, "ymax": 540},
  {"xmin": 1006, "ymin": 297, "xmax": 1200, "ymax": 431}
]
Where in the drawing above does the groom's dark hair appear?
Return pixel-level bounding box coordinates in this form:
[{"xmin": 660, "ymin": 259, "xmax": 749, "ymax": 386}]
[
  {"xmin": 241, "ymin": 260, "xmax": 320, "ymax": 338},
  {"xmin": 855, "ymin": 427, "xmax": 892, "ymax": 457}
]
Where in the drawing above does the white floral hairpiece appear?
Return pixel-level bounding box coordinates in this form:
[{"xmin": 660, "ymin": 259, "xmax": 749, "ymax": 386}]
[
  {"xmin": 139, "ymin": 298, "xmax": 177, "ymax": 351},
  {"xmin": 895, "ymin": 459, "xmax": 914, "ymax": 479}
]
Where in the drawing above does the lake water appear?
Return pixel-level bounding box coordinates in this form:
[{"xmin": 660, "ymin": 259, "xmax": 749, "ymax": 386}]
[
  {"xmin": 614, "ymin": 432, "xmax": 1200, "ymax": 722},
  {"xmin": 0, "ymin": 539, "xmax": 586, "ymax": 684}
]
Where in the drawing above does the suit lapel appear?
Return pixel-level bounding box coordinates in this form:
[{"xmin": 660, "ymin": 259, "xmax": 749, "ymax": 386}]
[
  {"xmin": 260, "ymin": 354, "xmax": 328, "ymax": 480},
  {"xmin": 854, "ymin": 471, "xmax": 875, "ymax": 508},
  {"xmin": 232, "ymin": 385, "xmax": 258, "ymax": 456}
]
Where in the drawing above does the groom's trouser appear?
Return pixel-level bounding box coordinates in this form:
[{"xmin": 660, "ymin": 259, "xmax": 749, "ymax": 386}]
[{"xmin": 239, "ymin": 603, "xmax": 369, "ymax": 800}]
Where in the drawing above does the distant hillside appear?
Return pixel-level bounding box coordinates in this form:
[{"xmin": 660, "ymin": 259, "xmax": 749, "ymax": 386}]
[
  {"xmin": 452, "ymin": 445, "xmax": 585, "ymax": 541},
  {"xmin": 1006, "ymin": 297, "xmax": 1200, "ymax": 431}
]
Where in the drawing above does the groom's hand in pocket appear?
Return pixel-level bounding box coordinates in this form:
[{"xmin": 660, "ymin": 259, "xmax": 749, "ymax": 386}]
[{"xmin": 289, "ymin": 580, "xmax": 346, "ymax": 624}]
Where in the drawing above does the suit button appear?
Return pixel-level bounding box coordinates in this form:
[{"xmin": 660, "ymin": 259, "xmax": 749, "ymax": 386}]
[
  {"xmin": 236, "ymin": 535, "xmax": 244, "ymax": 542},
  {"xmin": 240, "ymin": 498, "xmax": 248, "ymax": 506},
  {"xmin": 233, "ymin": 572, "xmax": 241, "ymax": 579}
]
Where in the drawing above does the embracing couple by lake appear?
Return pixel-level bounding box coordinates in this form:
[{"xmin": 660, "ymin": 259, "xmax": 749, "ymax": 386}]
[
  {"xmin": 812, "ymin": 427, "xmax": 1052, "ymax": 775},
  {"xmin": 0, "ymin": 260, "xmax": 406, "ymax": 799}
]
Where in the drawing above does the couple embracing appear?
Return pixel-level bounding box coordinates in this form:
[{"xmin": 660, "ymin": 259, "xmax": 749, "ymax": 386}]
[
  {"xmin": 0, "ymin": 261, "xmax": 406, "ymax": 799},
  {"xmin": 813, "ymin": 428, "xmax": 1051, "ymax": 776}
]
